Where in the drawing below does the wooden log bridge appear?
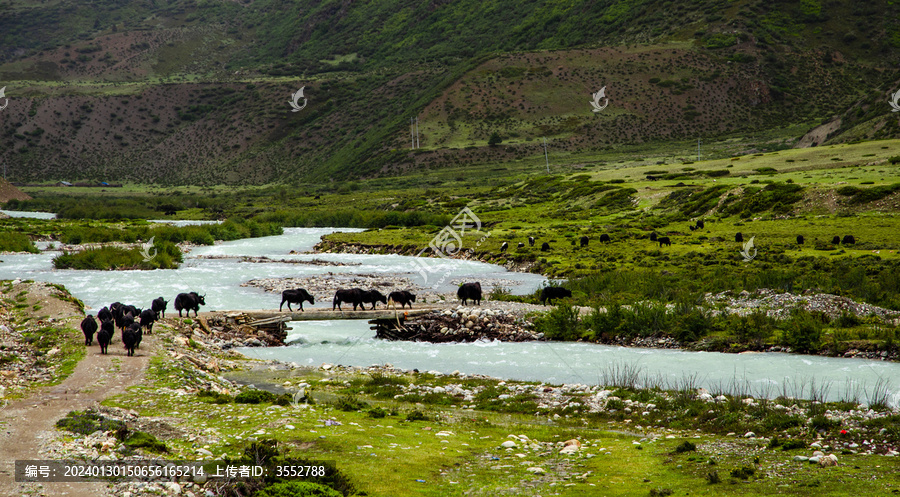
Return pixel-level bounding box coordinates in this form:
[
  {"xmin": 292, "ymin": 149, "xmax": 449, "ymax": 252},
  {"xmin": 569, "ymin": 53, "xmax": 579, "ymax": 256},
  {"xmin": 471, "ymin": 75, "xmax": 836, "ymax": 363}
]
[{"xmin": 199, "ymin": 306, "xmax": 444, "ymax": 322}]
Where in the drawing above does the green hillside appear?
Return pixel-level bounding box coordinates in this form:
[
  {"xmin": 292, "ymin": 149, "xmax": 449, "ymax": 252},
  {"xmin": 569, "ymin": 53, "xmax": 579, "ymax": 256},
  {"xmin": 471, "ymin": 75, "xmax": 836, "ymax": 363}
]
[{"xmin": 0, "ymin": 0, "xmax": 898, "ymax": 184}]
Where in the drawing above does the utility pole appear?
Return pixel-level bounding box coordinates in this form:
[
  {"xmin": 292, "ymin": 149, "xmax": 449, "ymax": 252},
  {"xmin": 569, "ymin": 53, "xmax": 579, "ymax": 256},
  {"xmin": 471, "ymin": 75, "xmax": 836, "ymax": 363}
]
[
  {"xmin": 415, "ymin": 117, "xmax": 420, "ymax": 149},
  {"xmin": 697, "ymin": 138, "xmax": 701, "ymax": 161},
  {"xmin": 411, "ymin": 118, "xmax": 415, "ymax": 149},
  {"xmin": 542, "ymin": 137, "xmax": 550, "ymax": 173}
]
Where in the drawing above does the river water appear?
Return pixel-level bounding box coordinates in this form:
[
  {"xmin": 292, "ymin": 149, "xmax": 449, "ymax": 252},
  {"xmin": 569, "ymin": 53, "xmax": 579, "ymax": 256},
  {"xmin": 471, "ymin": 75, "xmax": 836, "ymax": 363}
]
[{"xmin": 0, "ymin": 220, "xmax": 897, "ymax": 406}]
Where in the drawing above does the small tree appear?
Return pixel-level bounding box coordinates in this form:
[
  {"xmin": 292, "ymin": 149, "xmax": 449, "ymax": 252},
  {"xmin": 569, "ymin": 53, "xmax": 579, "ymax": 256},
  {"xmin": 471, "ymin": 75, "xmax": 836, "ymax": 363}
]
[{"xmin": 488, "ymin": 132, "xmax": 502, "ymax": 146}]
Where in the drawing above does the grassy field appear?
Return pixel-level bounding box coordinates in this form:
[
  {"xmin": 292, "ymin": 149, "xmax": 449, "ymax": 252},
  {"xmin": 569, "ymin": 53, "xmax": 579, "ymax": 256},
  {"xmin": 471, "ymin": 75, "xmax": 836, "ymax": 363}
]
[{"xmin": 99, "ymin": 330, "xmax": 900, "ymax": 496}]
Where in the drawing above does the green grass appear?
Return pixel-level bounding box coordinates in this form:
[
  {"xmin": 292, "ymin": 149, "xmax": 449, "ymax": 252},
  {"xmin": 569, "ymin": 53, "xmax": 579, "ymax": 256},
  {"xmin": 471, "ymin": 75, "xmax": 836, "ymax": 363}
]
[{"xmin": 102, "ymin": 345, "xmax": 900, "ymax": 497}]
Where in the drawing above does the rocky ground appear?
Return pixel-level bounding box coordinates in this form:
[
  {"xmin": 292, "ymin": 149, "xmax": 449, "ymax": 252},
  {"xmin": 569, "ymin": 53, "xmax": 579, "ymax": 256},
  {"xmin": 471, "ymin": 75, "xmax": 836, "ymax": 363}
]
[
  {"xmin": 0, "ymin": 280, "xmax": 84, "ymax": 400},
  {"xmin": 705, "ymin": 288, "xmax": 900, "ymax": 322}
]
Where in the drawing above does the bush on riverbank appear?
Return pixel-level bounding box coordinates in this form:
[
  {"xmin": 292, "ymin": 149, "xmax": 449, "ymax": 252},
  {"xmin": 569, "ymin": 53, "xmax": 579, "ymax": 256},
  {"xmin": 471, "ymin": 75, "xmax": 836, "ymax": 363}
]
[
  {"xmin": 539, "ymin": 301, "xmax": 896, "ymax": 357},
  {"xmin": 57, "ymin": 218, "xmax": 282, "ymax": 246},
  {"xmin": 0, "ymin": 231, "xmax": 38, "ymax": 253},
  {"xmin": 52, "ymin": 242, "xmax": 182, "ymax": 270}
]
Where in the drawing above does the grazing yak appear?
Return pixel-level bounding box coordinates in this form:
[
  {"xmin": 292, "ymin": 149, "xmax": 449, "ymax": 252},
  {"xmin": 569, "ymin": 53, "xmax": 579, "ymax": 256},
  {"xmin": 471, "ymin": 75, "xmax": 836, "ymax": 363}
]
[
  {"xmin": 832, "ymin": 236, "xmax": 841, "ymax": 245},
  {"xmin": 457, "ymin": 282, "xmax": 482, "ymax": 305},
  {"xmin": 139, "ymin": 309, "xmax": 157, "ymax": 335},
  {"xmin": 361, "ymin": 290, "xmax": 388, "ymax": 310},
  {"xmin": 333, "ymin": 288, "xmax": 364, "ymax": 311},
  {"xmin": 517, "ymin": 242, "xmax": 525, "ymax": 249},
  {"xmin": 599, "ymin": 234, "xmax": 611, "ymax": 243},
  {"xmin": 580, "ymin": 236, "xmax": 589, "ymax": 247},
  {"xmin": 689, "ymin": 225, "xmax": 697, "ymax": 231},
  {"xmin": 541, "ymin": 242, "xmax": 550, "ymax": 251},
  {"xmin": 735, "ymin": 232, "xmax": 744, "ymax": 243},
  {"xmin": 696, "ymin": 220, "xmax": 705, "ymax": 229},
  {"xmin": 81, "ymin": 315, "xmax": 98, "ymax": 346},
  {"xmin": 528, "ymin": 236, "xmax": 535, "ymax": 247},
  {"xmin": 658, "ymin": 236, "xmax": 672, "ymax": 247},
  {"xmin": 122, "ymin": 324, "xmax": 139, "ymax": 356},
  {"xmin": 280, "ymin": 288, "xmax": 315, "ymax": 312},
  {"xmin": 540, "ymin": 286, "xmax": 572, "ymax": 305},
  {"xmin": 388, "ymin": 291, "xmax": 416, "ymax": 309},
  {"xmin": 797, "ymin": 235, "xmax": 804, "ymax": 245},
  {"xmin": 174, "ymin": 292, "xmax": 206, "ymax": 317},
  {"xmin": 97, "ymin": 321, "xmax": 113, "ymax": 354},
  {"xmin": 649, "ymin": 232, "xmax": 658, "ymax": 242},
  {"xmin": 151, "ymin": 297, "xmax": 168, "ymax": 319},
  {"xmin": 842, "ymin": 235, "xmax": 856, "ymax": 245},
  {"xmin": 500, "ymin": 242, "xmax": 508, "ymax": 252}
]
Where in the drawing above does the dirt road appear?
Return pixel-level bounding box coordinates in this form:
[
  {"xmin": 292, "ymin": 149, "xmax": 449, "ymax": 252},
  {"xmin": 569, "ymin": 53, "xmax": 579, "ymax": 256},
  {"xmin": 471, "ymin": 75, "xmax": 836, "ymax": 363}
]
[{"xmin": 0, "ymin": 338, "xmax": 153, "ymax": 496}]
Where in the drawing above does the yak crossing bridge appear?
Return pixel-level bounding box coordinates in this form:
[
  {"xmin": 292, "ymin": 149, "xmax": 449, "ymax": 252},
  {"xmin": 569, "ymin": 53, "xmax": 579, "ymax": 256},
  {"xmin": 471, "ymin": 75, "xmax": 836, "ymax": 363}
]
[{"xmin": 195, "ymin": 305, "xmax": 448, "ymax": 342}]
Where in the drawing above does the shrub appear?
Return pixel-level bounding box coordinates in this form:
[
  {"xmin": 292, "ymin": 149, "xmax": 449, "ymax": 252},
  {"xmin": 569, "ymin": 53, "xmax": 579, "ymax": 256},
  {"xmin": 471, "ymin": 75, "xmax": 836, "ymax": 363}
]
[
  {"xmin": 197, "ymin": 389, "xmax": 233, "ymax": 404},
  {"xmin": 124, "ymin": 431, "xmax": 168, "ymax": 453},
  {"xmin": 0, "ymin": 232, "xmax": 38, "ymax": 253},
  {"xmin": 334, "ymin": 395, "xmax": 368, "ymax": 412},
  {"xmin": 780, "ymin": 310, "xmax": 823, "ymax": 353},
  {"xmin": 56, "ymin": 410, "xmax": 126, "ymax": 437},
  {"xmin": 674, "ymin": 441, "xmax": 697, "ymax": 453},
  {"xmin": 235, "ymin": 389, "xmax": 278, "ymax": 404},
  {"xmin": 257, "ymin": 482, "xmax": 342, "ymax": 497},
  {"xmin": 533, "ymin": 305, "xmax": 581, "ymax": 341},
  {"xmin": 730, "ymin": 466, "xmax": 755, "ymax": 479},
  {"xmin": 406, "ymin": 409, "xmax": 429, "ymax": 421}
]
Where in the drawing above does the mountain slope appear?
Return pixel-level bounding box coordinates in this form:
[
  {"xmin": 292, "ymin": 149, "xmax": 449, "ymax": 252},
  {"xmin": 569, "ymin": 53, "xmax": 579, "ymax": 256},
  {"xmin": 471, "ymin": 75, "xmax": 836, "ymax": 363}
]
[{"xmin": 0, "ymin": 0, "xmax": 898, "ymax": 184}]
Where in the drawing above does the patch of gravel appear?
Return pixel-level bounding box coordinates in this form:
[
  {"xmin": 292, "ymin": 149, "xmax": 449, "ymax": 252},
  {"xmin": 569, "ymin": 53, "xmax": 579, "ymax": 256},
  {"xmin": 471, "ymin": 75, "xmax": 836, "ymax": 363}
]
[{"xmin": 705, "ymin": 288, "xmax": 900, "ymax": 321}]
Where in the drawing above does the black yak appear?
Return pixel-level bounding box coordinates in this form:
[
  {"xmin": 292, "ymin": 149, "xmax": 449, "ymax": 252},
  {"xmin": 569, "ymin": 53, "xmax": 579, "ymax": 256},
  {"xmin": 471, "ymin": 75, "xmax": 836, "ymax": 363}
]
[
  {"xmin": 649, "ymin": 232, "xmax": 658, "ymax": 242},
  {"xmin": 658, "ymin": 236, "xmax": 672, "ymax": 247},
  {"xmin": 541, "ymin": 242, "xmax": 550, "ymax": 251},
  {"xmin": 797, "ymin": 235, "xmax": 804, "ymax": 245},
  {"xmin": 388, "ymin": 291, "xmax": 416, "ymax": 309},
  {"xmin": 280, "ymin": 288, "xmax": 315, "ymax": 312},
  {"xmin": 361, "ymin": 290, "xmax": 388, "ymax": 310},
  {"xmin": 599, "ymin": 234, "xmax": 611, "ymax": 243},
  {"xmin": 540, "ymin": 286, "xmax": 572, "ymax": 305},
  {"xmin": 696, "ymin": 219, "xmax": 705, "ymax": 229},
  {"xmin": 151, "ymin": 297, "xmax": 168, "ymax": 319},
  {"xmin": 139, "ymin": 309, "xmax": 157, "ymax": 335},
  {"xmin": 174, "ymin": 292, "xmax": 206, "ymax": 317},
  {"xmin": 842, "ymin": 235, "xmax": 856, "ymax": 245},
  {"xmin": 97, "ymin": 306, "xmax": 112, "ymax": 323},
  {"xmin": 122, "ymin": 324, "xmax": 139, "ymax": 356},
  {"xmin": 333, "ymin": 288, "xmax": 364, "ymax": 311},
  {"xmin": 735, "ymin": 232, "xmax": 744, "ymax": 243},
  {"xmin": 81, "ymin": 315, "xmax": 98, "ymax": 346},
  {"xmin": 457, "ymin": 282, "xmax": 482, "ymax": 305},
  {"xmin": 580, "ymin": 236, "xmax": 589, "ymax": 247},
  {"xmin": 97, "ymin": 321, "xmax": 113, "ymax": 354}
]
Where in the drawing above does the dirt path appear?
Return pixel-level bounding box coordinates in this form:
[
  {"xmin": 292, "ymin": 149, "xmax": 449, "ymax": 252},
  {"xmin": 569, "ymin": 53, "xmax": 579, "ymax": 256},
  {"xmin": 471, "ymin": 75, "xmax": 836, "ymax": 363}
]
[{"xmin": 0, "ymin": 336, "xmax": 154, "ymax": 496}]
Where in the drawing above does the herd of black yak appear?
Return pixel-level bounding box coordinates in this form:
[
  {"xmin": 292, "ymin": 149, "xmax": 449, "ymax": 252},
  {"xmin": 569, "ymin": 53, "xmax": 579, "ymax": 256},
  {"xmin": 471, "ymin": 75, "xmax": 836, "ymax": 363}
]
[{"xmin": 80, "ymin": 292, "xmax": 205, "ymax": 356}]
